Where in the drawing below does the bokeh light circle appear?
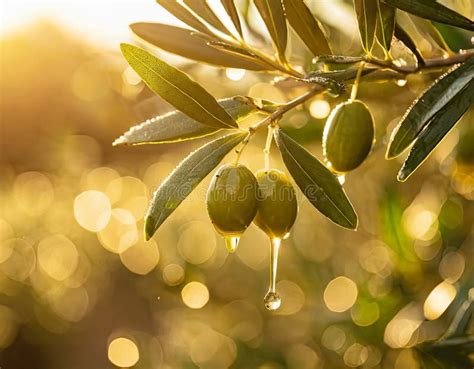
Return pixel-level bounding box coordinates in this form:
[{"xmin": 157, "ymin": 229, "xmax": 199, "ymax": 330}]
[{"xmin": 181, "ymin": 282, "xmax": 209, "ymax": 309}]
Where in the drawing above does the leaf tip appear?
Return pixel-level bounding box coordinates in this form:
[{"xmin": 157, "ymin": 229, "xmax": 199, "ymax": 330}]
[
  {"xmin": 112, "ymin": 136, "xmax": 126, "ymax": 147},
  {"xmin": 345, "ymin": 212, "xmax": 358, "ymax": 230},
  {"xmin": 385, "ymin": 147, "xmax": 397, "ymax": 160},
  {"xmin": 120, "ymin": 43, "xmax": 133, "ymax": 54},
  {"xmin": 397, "ymin": 170, "xmax": 409, "ymax": 182},
  {"xmin": 144, "ymin": 215, "xmax": 156, "ymax": 241}
]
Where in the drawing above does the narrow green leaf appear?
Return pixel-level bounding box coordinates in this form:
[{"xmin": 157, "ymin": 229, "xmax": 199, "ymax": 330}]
[
  {"xmin": 315, "ymin": 55, "xmax": 363, "ymax": 64},
  {"xmin": 443, "ymin": 289, "xmax": 474, "ymax": 339},
  {"xmin": 113, "ymin": 98, "xmax": 259, "ymax": 146},
  {"xmin": 221, "ymin": 0, "xmax": 243, "ymax": 38},
  {"xmin": 303, "ymin": 68, "xmax": 375, "ymax": 82},
  {"xmin": 145, "ymin": 131, "xmax": 246, "ymax": 239},
  {"xmin": 427, "ymin": 336, "xmax": 474, "ymax": 353},
  {"xmin": 156, "ymin": 0, "xmax": 213, "ymax": 36},
  {"xmin": 254, "ymin": 0, "xmax": 287, "ymax": 62},
  {"xmin": 382, "ymin": 0, "xmax": 474, "ymax": 31},
  {"xmin": 120, "ymin": 43, "xmax": 238, "ymax": 129},
  {"xmin": 386, "ymin": 57, "xmax": 474, "ymax": 158},
  {"xmin": 298, "ymin": 74, "xmax": 346, "ymax": 96},
  {"xmin": 354, "ymin": 0, "xmax": 378, "ymax": 53},
  {"xmin": 376, "ymin": 1, "xmax": 396, "ymax": 53},
  {"xmin": 281, "ymin": 0, "xmax": 331, "ymax": 56},
  {"xmin": 407, "ymin": 14, "xmax": 452, "ymax": 54},
  {"xmin": 183, "ymin": 0, "xmax": 231, "ymax": 36},
  {"xmin": 394, "ymin": 24, "xmax": 425, "ymax": 66},
  {"xmin": 130, "ymin": 23, "xmax": 268, "ymax": 70},
  {"xmin": 397, "ymin": 82, "xmax": 473, "ymax": 181},
  {"xmin": 274, "ymin": 129, "xmax": 358, "ymax": 229},
  {"xmin": 207, "ymin": 40, "xmax": 273, "ymax": 68}
]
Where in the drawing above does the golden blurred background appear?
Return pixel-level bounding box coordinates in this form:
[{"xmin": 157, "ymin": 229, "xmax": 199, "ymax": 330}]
[{"xmin": 0, "ymin": 1, "xmax": 473, "ymax": 368}]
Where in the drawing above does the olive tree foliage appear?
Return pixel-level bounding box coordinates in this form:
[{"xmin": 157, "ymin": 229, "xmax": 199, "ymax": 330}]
[{"xmin": 115, "ymin": 0, "xmax": 473, "ymax": 364}]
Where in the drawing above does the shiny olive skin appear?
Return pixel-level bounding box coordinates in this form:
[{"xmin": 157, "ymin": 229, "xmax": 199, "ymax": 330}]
[
  {"xmin": 206, "ymin": 164, "xmax": 259, "ymax": 236},
  {"xmin": 323, "ymin": 100, "xmax": 375, "ymax": 173},
  {"xmin": 253, "ymin": 169, "xmax": 298, "ymax": 238}
]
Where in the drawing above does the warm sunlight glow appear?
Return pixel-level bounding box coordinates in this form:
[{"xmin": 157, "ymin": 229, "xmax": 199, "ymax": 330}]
[
  {"xmin": 423, "ymin": 281, "xmax": 456, "ymax": 320},
  {"xmin": 74, "ymin": 190, "xmax": 111, "ymax": 232},
  {"xmin": 181, "ymin": 282, "xmax": 210, "ymax": 309},
  {"xmin": 324, "ymin": 276, "xmax": 358, "ymax": 313},
  {"xmin": 108, "ymin": 337, "xmax": 139, "ymax": 368},
  {"xmin": 309, "ymin": 99, "xmax": 331, "ymax": 119}
]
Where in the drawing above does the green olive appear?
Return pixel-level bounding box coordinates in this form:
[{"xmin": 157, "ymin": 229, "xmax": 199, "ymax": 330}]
[
  {"xmin": 253, "ymin": 169, "xmax": 298, "ymax": 239},
  {"xmin": 206, "ymin": 164, "xmax": 259, "ymax": 238},
  {"xmin": 322, "ymin": 99, "xmax": 375, "ymax": 173}
]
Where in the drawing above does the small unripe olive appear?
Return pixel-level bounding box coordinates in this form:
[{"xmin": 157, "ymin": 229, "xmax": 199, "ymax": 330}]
[
  {"xmin": 206, "ymin": 164, "xmax": 259, "ymax": 239},
  {"xmin": 253, "ymin": 169, "xmax": 297, "ymax": 239},
  {"xmin": 322, "ymin": 99, "xmax": 375, "ymax": 173}
]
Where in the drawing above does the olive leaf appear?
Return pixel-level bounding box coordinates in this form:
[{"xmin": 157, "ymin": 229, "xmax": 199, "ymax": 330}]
[
  {"xmin": 254, "ymin": 0, "xmax": 287, "ymax": 62},
  {"xmin": 130, "ymin": 23, "xmax": 267, "ymax": 70},
  {"xmin": 386, "ymin": 56, "xmax": 474, "ymax": 159},
  {"xmin": 428, "ymin": 336, "xmax": 474, "ymax": 354},
  {"xmin": 401, "ymin": 13, "xmax": 452, "ymax": 55},
  {"xmin": 156, "ymin": 0, "xmax": 213, "ymax": 36},
  {"xmin": 394, "ymin": 24, "xmax": 425, "ymax": 66},
  {"xmin": 382, "ymin": 0, "xmax": 474, "ymax": 31},
  {"xmin": 183, "ymin": 0, "xmax": 231, "ymax": 36},
  {"xmin": 145, "ymin": 131, "xmax": 247, "ymax": 240},
  {"xmin": 442, "ymin": 287, "xmax": 474, "ymax": 340},
  {"xmin": 114, "ymin": 98, "xmax": 261, "ymax": 146},
  {"xmin": 121, "ymin": 43, "xmax": 238, "ymax": 129},
  {"xmin": 303, "ymin": 68, "xmax": 374, "ymax": 83},
  {"xmin": 297, "ymin": 74, "xmax": 346, "ymax": 96},
  {"xmin": 281, "ymin": 0, "xmax": 331, "ymax": 56},
  {"xmin": 314, "ymin": 55, "xmax": 363, "ymax": 64},
  {"xmin": 376, "ymin": 1, "xmax": 396, "ymax": 53},
  {"xmin": 274, "ymin": 129, "xmax": 358, "ymax": 229},
  {"xmin": 354, "ymin": 0, "xmax": 378, "ymax": 53},
  {"xmin": 221, "ymin": 0, "xmax": 243, "ymax": 38},
  {"xmin": 397, "ymin": 82, "xmax": 473, "ymax": 181},
  {"xmin": 207, "ymin": 40, "xmax": 273, "ymax": 68}
]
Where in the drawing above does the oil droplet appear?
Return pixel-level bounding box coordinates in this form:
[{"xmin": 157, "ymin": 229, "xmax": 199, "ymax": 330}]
[
  {"xmin": 337, "ymin": 174, "xmax": 346, "ymax": 185},
  {"xmin": 264, "ymin": 291, "xmax": 281, "ymax": 310},
  {"xmin": 396, "ymin": 79, "xmax": 407, "ymax": 87},
  {"xmin": 225, "ymin": 235, "xmax": 240, "ymax": 253},
  {"xmin": 264, "ymin": 237, "xmax": 282, "ymax": 311}
]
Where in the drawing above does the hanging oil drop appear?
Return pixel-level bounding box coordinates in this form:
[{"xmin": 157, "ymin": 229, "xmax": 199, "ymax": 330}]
[
  {"xmin": 264, "ymin": 237, "xmax": 282, "ymax": 311},
  {"xmin": 224, "ymin": 235, "xmax": 240, "ymax": 253}
]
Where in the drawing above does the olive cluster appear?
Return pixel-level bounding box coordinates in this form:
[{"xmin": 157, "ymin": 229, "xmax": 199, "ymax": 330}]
[
  {"xmin": 207, "ymin": 164, "xmax": 297, "ymax": 251},
  {"xmin": 207, "ymin": 164, "xmax": 297, "ymax": 311}
]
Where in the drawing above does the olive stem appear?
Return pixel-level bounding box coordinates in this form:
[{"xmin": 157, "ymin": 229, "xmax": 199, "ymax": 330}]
[
  {"xmin": 250, "ymin": 86, "xmax": 322, "ymax": 132},
  {"xmin": 363, "ymin": 49, "xmax": 474, "ymax": 74},
  {"xmin": 242, "ymin": 50, "xmax": 473, "ymax": 145},
  {"xmin": 350, "ymin": 62, "xmax": 366, "ymax": 101},
  {"xmin": 264, "ymin": 124, "xmax": 276, "ymax": 170},
  {"xmin": 234, "ymin": 131, "xmax": 252, "ymax": 163}
]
